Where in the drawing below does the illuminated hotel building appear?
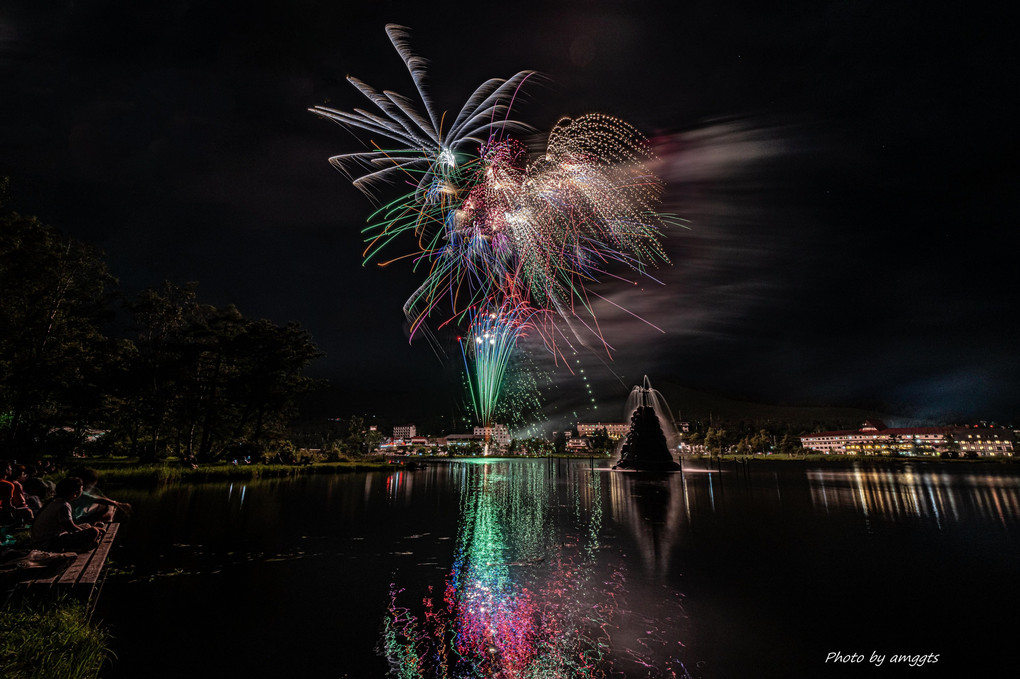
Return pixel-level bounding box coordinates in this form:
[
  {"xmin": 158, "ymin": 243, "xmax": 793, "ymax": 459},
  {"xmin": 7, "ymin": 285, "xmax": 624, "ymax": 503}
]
[
  {"xmin": 955, "ymin": 428, "xmax": 1015, "ymax": 456},
  {"xmin": 800, "ymin": 420, "xmax": 1015, "ymax": 457},
  {"xmin": 576, "ymin": 422, "xmax": 629, "ymax": 440}
]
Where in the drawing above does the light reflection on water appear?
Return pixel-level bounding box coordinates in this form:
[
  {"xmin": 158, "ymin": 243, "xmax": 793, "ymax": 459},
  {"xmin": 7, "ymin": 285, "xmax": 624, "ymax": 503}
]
[
  {"xmin": 378, "ymin": 459, "xmax": 1020, "ymax": 678},
  {"xmin": 382, "ymin": 460, "xmax": 674, "ymax": 678},
  {"xmin": 806, "ymin": 464, "xmax": 1020, "ymax": 530},
  {"xmin": 98, "ymin": 459, "xmax": 1020, "ymax": 678}
]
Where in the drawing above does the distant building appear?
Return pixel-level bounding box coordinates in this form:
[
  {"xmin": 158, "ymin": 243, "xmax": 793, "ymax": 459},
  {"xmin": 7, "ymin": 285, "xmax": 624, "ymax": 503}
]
[
  {"xmin": 445, "ymin": 433, "xmax": 484, "ymax": 446},
  {"xmin": 800, "ymin": 420, "xmax": 1015, "ymax": 457},
  {"xmin": 51, "ymin": 427, "xmax": 108, "ymax": 443},
  {"xmin": 576, "ymin": 422, "xmax": 629, "ymax": 440},
  {"xmin": 955, "ymin": 426, "xmax": 1015, "ymax": 456},
  {"xmin": 565, "ymin": 437, "xmax": 591, "ymax": 451},
  {"xmin": 474, "ymin": 424, "xmax": 511, "ymax": 446},
  {"xmin": 393, "ymin": 424, "xmax": 416, "ymax": 439}
]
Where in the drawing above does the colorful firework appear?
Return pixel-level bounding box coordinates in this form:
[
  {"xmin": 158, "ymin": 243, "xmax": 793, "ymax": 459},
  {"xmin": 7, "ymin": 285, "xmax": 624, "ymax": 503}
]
[
  {"xmin": 310, "ymin": 24, "xmax": 535, "ymax": 201},
  {"xmin": 312, "ymin": 25, "xmax": 676, "ymax": 425}
]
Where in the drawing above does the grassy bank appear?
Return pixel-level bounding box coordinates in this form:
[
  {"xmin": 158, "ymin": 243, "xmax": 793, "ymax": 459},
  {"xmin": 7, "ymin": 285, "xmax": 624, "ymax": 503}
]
[
  {"xmin": 0, "ymin": 596, "xmax": 110, "ymax": 679},
  {"xmin": 109, "ymin": 460, "xmax": 392, "ymax": 486},
  {"xmin": 59, "ymin": 458, "xmax": 394, "ymax": 487}
]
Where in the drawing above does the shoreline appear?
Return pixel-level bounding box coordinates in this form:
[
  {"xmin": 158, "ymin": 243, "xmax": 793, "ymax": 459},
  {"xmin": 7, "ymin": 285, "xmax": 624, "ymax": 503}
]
[{"xmin": 47, "ymin": 452, "xmax": 1020, "ymax": 489}]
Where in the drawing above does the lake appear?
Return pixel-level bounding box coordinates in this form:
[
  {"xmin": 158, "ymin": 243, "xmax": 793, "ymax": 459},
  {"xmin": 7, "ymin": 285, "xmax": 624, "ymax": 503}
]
[{"xmin": 95, "ymin": 458, "xmax": 1020, "ymax": 677}]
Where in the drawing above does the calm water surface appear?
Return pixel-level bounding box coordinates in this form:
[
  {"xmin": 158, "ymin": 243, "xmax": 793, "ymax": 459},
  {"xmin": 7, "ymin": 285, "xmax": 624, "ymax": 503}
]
[{"xmin": 96, "ymin": 459, "xmax": 1020, "ymax": 678}]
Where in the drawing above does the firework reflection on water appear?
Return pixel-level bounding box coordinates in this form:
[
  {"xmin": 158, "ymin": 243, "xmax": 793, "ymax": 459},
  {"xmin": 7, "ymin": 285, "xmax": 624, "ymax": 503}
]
[{"xmin": 380, "ymin": 460, "xmax": 692, "ymax": 678}]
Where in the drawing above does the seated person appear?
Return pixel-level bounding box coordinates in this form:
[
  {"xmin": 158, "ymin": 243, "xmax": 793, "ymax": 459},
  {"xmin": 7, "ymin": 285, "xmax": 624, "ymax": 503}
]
[
  {"xmin": 22, "ymin": 475, "xmax": 53, "ymax": 511},
  {"xmin": 69, "ymin": 467, "xmax": 131, "ymax": 524},
  {"xmin": 1, "ymin": 459, "xmax": 34, "ymax": 526},
  {"xmin": 8, "ymin": 464, "xmax": 34, "ymax": 517},
  {"xmin": 30, "ymin": 477, "xmax": 104, "ymax": 553}
]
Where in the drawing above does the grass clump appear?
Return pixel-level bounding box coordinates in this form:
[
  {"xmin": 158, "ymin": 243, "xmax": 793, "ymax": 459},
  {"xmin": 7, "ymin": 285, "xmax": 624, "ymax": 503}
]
[{"xmin": 0, "ymin": 595, "xmax": 111, "ymax": 679}]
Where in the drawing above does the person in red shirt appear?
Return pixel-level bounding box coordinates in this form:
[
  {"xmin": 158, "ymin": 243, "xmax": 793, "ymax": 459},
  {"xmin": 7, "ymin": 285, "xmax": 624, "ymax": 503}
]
[
  {"xmin": 8, "ymin": 465, "xmax": 31, "ymax": 511},
  {"xmin": 1, "ymin": 459, "xmax": 34, "ymax": 526}
]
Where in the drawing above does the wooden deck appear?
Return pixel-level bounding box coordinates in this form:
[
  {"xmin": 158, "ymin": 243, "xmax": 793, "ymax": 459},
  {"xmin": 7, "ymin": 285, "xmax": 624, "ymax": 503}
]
[{"xmin": 17, "ymin": 523, "xmax": 119, "ymax": 603}]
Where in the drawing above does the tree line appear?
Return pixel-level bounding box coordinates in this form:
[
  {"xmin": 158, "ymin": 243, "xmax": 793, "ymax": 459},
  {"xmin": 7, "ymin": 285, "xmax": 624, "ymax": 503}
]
[
  {"xmin": 1, "ymin": 185, "xmax": 324, "ymax": 462},
  {"xmin": 682, "ymin": 427, "xmax": 803, "ymax": 455}
]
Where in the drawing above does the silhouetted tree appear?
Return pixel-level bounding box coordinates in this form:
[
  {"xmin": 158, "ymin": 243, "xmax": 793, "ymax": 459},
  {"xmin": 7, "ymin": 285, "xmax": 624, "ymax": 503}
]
[
  {"xmin": 778, "ymin": 433, "xmax": 801, "ymax": 455},
  {"xmin": 704, "ymin": 427, "xmax": 729, "ymax": 454},
  {"xmin": 750, "ymin": 429, "xmax": 771, "ymax": 454},
  {"xmin": 588, "ymin": 427, "xmax": 614, "ymax": 456},
  {"xmin": 552, "ymin": 431, "xmax": 567, "ymax": 455},
  {"xmin": 1, "ymin": 187, "xmax": 325, "ymax": 461},
  {"xmin": 120, "ymin": 281, "xmax": 200, "ymax": 460},
  {"xmin": 0, "ymin": 204, "xmax": 116, "ymax": 454},
  {"xmin": 328, "ymin": 416, "xmax": 382, "ymax": 457},
  {"xmin": 119, "ymin": 282, "xmax": 323, "ymax": 461}
]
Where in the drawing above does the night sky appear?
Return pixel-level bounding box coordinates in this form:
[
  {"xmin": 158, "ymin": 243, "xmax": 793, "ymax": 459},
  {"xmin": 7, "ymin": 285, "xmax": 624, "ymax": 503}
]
[{"xmin": 2, "ymin": 1, "xmax": 1018, "ymax": 427}]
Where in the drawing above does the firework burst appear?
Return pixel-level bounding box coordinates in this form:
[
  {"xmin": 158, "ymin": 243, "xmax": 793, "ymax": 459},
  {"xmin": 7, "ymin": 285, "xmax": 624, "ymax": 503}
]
[
  {"xmin": 313, "ymin": 25, "xmax": 677, "ymax": 426},
  {"xmin": 457, "ymin": 301, "xmax": 542, "ymax": 427}
]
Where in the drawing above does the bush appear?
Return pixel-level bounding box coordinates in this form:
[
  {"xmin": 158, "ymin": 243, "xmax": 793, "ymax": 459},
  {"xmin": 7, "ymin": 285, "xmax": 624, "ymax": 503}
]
[
  {"xmin": 255, "ymin": 439, "xmax": 324, "ymax": 465},
  {"xmin": 291, "ymin": 447, "xmax": 325, "ymax": 465},
  {"xmin": 323, "ymin": 439, "xmax": 357, "ymax": 462}
]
